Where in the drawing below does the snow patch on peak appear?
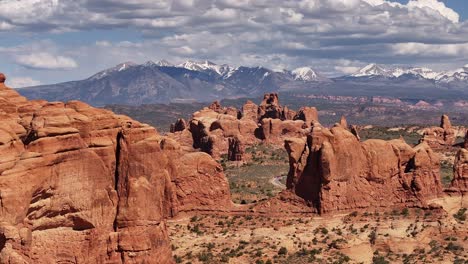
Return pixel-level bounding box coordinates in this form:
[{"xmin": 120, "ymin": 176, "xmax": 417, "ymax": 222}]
[
  {"xmin": 291, "ymin": 66, "xmax": 330, "ymax": 82},
  {"xmin": 292, "ymin": 67, "xmax": 318, "ymax": 81},
  {"xmin": 155, "ymin": 59, "xmax": 173, "ymax": 67},
  {"xmin": 351, "ymin": 64, "xmax": 442, "ymax": 80},
  {"xmin": 352, "ymin": 64, "xmax": 389, "ymax": 77},
  {"xmin": 89, "ymin": 61, "xmax": 136, "ymax": 80},
  {"xmin": 178, "ymin": 60, "xmax": 231, "ymax": 76}
]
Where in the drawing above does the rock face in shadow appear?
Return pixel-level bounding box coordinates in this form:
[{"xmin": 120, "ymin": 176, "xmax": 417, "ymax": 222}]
[
  {"xmin": 284, "ymin": 124, "xmax": 443, "ymax": 214},
  {"xmin": 170, "ymin": 118, "xmax": 187, "ymax": 133},
  {"xmin": 451, "ymin": 131, "xmax": 468, "ymax": 193},
  {"xmin": 0, "ymin": 76, "xmax": 231, "ymax": 263},
  {"xmin": 420, "ymin": 114, "xmax": 456, "ymax": 148},
  {"xmin": 228, "ymin": 136, "xmax": 244, "ymax": 161}
]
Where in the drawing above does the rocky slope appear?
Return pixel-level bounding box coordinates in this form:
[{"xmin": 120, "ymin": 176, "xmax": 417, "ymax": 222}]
[{"xmin": 0, "ymin": 74, "xmax": 232, "ymax": 263}]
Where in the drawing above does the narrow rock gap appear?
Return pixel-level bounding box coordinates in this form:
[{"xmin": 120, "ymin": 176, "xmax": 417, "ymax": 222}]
[{"xmin": 113, "ymin": 130, "xmax": 123, "ymax": 232}]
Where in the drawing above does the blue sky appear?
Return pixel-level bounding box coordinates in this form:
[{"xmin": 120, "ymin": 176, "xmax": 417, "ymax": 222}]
[{"xmin": 1, "ymin": 0, "xmax": 468, "ymax": 87}]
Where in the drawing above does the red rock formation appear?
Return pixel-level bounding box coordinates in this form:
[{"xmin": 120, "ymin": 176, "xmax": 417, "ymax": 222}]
[
  {"xmin": 420, "ymin": 115, "xmax": 456, "ymax": 148},
  {"xmin": 171, "ymin": 94, "xmax": 321, "ymax": 158},
  {"xmin": 338, "ymin": 115, "xmax": 348, "ymax": 128},
  {"xmin": 241, "ymin": 100, "xmax": 259, "ymax": 122},
  {"xmin": 285, "ymin": 124, "xmax": 443, "ymax": 213},
  {"xmin": 464, "ymin": 131, "xmax": 468, "ymax": 149},
  {"xmin": 189, "ymin": 108, "xmax": 258, "ymax": 158},
  {"xmin": 228, "ymin": 137, "xmax": 244, "ymax": 161},
  {"xmin": 282, "ymin": 106, "xmax": 296, "ymax": 120},
  {"xmin": 451, "ymin": 131, "xmax": 468, "ymax": 193},
  {"xmin": 258, "ymin": 93, "xmax": 283, "ymax": 120},
  {"xmin": 170, "ymin": 118, "xmax": 187, "ymax": 133},
  {"xmin": 208, "ymin": 100, "xmax": 223, "ymax": 113},
  {"xmin": 0, "ymin": 75, "xmax": 232, "ymax": 263},
  {"xmin": 350, "ymin": 125, "xmax": 360, "ymax": 141},
  {"xmin": 293, "ymin": 107, "xmax": 319, "ymax": 127},
  {"xmin": 260, "ymin": 118, "xmax": 308, "ymax": 144}
]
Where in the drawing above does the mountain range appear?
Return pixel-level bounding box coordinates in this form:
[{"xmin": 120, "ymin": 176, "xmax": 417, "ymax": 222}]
[{"xmin": 17, "ymin": 60, "xmax": 468, "ymax": 106}]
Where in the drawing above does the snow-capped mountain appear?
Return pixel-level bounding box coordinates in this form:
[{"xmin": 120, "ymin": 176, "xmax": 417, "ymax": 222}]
[
  {"xmin": 89, "ymin": 62, "xmax": 137, "ymax": 80},
  {"xmin": 17, "ymin": 60, "xmax": 467, "ymax": 106},
  {"xmin": 178, "ymin": 60, "xmax": 231, "ymax": 76},
  {"xmin": 436, "ymin": 65, "xmax": 468, "ymax": 83},
  {"xmin": 351, "ymin": 64, "xmax": 391, "ymax": 78},
  {"xmin": 350, "ymin": 64, "xmax": 442, "ymax": 80},
  {"xmin": 291, "ymin": 67, "xmax": 330, "ymax": 82},
  {"xmin": 399, "ymin": 67, "xmax": 440, "ymax": 80},
  {"xmin": 155, "ymin": 60, "xmax": 173, "ymax": 67}
]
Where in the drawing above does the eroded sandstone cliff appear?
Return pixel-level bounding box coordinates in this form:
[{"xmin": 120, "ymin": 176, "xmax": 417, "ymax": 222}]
[
  {"xmin": 0, "ymin": 75, "xmax": 231, "ymax": 263},
  {"xmin": 284, "ymin": 123, "xmax": 443, "ymax": 213}
]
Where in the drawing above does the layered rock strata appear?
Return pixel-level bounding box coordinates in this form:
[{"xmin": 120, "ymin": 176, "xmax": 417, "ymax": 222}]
[
  {"xmin": 285, "ymin": 124, "xmax": 443, "ymax": 214},
  {"xmin": 0, "ymin": 75, "xmax": 231, "ymax": 263}
]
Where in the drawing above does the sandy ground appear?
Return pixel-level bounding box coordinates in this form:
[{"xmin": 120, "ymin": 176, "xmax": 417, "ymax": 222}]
[{"xmin": 168, "ymin": 195, "xmax": 467, "ymax": 264}]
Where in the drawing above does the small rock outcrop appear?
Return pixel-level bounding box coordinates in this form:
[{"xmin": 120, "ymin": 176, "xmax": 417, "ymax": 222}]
[
  {"xmin": 228, "ymin": 137, "xmax": 244, "ymax": 161},
  {"xmin": 420, "ymin": 115, "xmax": 456, "ymax": 148},
  {"xmin": 293, "ymin": 107, "xmax": 319, "ymax": 127},
  {"xmin": 338, "ymin": 115, "xmax": 348, "ymax": 128},
  {"xmin": 285, "ymin": 124, "xmax": 443, "ymax": 214},
  {"xmin": 258, "ymin": 93, "xmax": 283, "ymax": 120},
  {"xmin": 170, "ymin": 118, "xmax": 187, "ymax": 133},
  {"xmin": 241, "ymin": 100, "xmax": 259, "ymax": 122},
  {"xmin": 0, "ymin": 74, "xmax": 232, "ymax": 263}
]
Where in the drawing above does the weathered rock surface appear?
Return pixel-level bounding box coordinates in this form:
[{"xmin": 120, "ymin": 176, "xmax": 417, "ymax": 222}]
[
  {"xmin": 451, "ymin": 131, "xmax": 468, "ymax": 193},
  {"xmin": 285, "ymin": 124, "xmax": 443, "ymax": 213},
  {"xmin": 173, "ymin": 95, "xmax": 316, "ymax": 159},
  {"xmin": 188, "ymin": 107, "xmax": 258, "ymax": 158},
  {"xmin": 0, "ymin": 76, "xmax": 232, "ymax": 263},
  {"xmin": 241, "ymin": 100, "xmax": 259, "ymax": 122},
  {"xmin": 294, "ymin": 107, "xmax": 319, "ymax": 127},
  {"xmin": 258, "ymin": 93, "xmax": 283, "ymax": 120},
  {"xmin": 420, "ymin": 115, "xmax": 456, "ymax": 148}
]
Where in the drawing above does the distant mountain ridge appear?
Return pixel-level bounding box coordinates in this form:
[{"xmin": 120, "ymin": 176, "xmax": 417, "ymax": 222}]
[
  {"xmin": 348, "ymin": 63, "xmax": 468, "ymax": 83},
  {"xmin": 16, "ymin": 60, "xmax": 468, "ymax": 106}
]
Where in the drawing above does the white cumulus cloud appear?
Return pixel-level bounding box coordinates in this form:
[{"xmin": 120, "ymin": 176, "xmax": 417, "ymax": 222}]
[
  {"xmin": 15, "ymin": 52, "xmax": 78, "ymax": 70},
  {"xmin": 7, "ymin": 77, "xmax": 41, "ymax": 88},
  {"xmin": 407, "ymin": 0, "xmax": 459, "ymax": 23}
]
